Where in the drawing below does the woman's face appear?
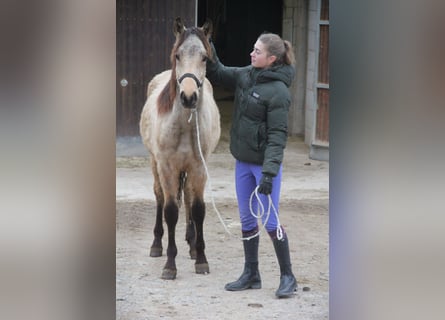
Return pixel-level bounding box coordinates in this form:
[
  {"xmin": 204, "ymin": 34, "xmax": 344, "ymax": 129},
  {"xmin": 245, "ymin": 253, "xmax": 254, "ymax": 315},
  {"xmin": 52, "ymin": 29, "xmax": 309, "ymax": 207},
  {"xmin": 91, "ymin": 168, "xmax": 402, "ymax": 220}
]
[{"xmin": 250, "ymin": 40, "xmax": 276, "ymax": 69}]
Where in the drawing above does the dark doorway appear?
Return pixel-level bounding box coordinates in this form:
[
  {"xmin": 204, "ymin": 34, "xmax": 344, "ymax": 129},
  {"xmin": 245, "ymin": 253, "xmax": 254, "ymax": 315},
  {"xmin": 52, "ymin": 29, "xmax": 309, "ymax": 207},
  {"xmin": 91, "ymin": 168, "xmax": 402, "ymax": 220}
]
[
  {"xmin": 197, "ymin": 0, "xmax": 283, "ymax": 147},
  {"xmin": 198, "ymin": 0, "xmax": 283, "ymax": 67}
]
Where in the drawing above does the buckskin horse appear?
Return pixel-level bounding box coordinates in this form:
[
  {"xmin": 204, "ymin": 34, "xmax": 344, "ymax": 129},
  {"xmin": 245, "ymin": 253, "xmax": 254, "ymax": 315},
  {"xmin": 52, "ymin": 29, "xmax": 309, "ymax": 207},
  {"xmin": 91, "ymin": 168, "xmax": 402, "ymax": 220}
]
[{"xmin": 139, "ymin": 17, "xmax": 220, "ymax": 280}]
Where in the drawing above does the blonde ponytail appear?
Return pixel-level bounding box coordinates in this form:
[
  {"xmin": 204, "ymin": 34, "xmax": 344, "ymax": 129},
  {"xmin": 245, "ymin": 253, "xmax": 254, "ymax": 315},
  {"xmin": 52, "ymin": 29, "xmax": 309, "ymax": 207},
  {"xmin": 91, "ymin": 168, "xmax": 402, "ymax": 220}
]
[{"xmin": 283, "ymin": 40, "xmax": 295, "ymax": 65}]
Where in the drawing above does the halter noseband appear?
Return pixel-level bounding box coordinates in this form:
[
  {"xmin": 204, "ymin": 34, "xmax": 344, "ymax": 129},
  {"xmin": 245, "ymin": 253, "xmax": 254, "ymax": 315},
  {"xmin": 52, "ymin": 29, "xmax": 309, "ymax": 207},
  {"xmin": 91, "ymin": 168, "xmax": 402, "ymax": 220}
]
[{"xmin": 178, "ymin": 73, "xmax": 203, "ymax": 88}]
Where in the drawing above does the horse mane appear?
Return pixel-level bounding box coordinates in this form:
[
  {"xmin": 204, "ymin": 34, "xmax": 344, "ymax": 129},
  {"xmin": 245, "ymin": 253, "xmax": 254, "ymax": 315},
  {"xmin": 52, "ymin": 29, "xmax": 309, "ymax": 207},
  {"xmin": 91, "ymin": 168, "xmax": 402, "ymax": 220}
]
[{"xmin": 157, "ymin": 27, "xmax": 212, "ymax": 115}]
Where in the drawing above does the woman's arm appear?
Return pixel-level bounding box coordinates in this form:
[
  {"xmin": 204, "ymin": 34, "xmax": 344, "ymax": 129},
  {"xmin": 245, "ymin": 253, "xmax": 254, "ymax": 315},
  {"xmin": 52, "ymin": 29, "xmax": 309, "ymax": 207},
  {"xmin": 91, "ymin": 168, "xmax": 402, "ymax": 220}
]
[
  {"xmin": 261, "ymin": 89, "xmax": 291, "ymax": 177},
  {"xmin": 206, "ymin": 42, "xmax": 247, "ymax": 90}
]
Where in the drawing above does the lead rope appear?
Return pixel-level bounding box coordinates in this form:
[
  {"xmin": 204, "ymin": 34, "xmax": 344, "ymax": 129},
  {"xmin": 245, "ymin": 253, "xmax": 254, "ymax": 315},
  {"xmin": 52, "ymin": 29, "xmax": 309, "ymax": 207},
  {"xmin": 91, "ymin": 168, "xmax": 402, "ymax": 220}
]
[{"xmin": 189, "ymin": 110, "xmax": 283, "ymax": 241}]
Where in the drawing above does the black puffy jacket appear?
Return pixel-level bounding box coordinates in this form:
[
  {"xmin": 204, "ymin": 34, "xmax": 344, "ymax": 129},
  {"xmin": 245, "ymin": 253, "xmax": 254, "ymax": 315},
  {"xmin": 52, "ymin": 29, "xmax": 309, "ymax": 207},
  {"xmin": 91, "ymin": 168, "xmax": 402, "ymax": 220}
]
[{"xmin": 206, "ymin": 45, "xmax": 295, "ymax": 177}]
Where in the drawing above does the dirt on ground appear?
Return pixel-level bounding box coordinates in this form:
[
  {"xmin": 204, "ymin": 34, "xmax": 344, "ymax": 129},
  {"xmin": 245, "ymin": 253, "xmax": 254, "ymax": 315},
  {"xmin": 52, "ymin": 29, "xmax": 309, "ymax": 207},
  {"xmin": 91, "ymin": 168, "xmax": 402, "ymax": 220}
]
[{"xmin": 116, "ymin": 132, "xmax": 329, "ymax": 320}]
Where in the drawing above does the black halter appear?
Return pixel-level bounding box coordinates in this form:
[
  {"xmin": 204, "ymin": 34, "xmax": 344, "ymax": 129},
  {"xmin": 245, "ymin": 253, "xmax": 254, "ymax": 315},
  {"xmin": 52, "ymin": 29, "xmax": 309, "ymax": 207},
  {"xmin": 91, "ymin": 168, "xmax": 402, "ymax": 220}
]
[{"xmin": 178, "ymin": 73, "xmax": 203, "ymax": 88}]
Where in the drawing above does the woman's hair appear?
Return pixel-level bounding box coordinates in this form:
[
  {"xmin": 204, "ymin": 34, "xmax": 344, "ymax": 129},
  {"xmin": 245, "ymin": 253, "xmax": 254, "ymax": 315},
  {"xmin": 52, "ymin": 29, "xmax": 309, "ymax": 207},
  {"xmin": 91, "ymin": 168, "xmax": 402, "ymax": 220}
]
[{"xmin": 258, "ymin": 33, "xmax": 295, "ymax": 66}]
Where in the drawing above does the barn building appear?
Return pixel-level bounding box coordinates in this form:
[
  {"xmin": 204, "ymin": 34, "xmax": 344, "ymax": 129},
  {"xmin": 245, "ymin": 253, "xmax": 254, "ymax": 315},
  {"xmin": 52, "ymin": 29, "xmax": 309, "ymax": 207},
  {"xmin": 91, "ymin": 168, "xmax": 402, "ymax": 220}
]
[{"xmin": 117, "ymin": 0, "xmax": 329, "ymax": 160}]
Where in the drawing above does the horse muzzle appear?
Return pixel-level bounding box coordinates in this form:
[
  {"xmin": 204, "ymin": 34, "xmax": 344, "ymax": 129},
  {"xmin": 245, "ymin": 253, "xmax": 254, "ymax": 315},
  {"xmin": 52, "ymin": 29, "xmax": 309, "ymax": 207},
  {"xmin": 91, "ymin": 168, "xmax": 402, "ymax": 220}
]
[
  {"xmin": 178, "ymin": 73, "xmax": 202, "ymax": 108},
  {"xmin": 180, "ymin": 91, "xmax": 198, "ymax": 108}
]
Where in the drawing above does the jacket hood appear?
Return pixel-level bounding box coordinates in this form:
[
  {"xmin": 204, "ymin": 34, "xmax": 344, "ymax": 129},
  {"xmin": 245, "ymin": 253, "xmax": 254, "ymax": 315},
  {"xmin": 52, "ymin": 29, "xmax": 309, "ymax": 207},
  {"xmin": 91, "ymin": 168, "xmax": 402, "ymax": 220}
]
[{"xmin": 253, "ymin": 64, "xmax": 295, "ymax": 87}]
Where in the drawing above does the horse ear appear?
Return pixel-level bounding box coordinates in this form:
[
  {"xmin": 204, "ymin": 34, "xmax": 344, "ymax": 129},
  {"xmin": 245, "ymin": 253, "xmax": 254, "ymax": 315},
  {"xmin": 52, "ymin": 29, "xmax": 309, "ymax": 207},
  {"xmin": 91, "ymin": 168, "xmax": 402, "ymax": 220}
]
[
  {"xmin": 201, "ymin": 19, "xmax": 213, "ymax": 39},
  {"xmin": 173, "ymin": 17, "xmax": 186, "ymax": 37}
]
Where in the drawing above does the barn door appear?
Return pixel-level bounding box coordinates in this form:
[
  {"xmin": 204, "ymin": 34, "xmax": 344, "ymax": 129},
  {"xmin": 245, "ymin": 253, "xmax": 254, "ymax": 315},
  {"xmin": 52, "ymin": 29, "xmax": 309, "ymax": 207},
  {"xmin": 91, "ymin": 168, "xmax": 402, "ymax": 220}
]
[
  {"xmin": 116, "ymin": 0, "xmax": 196, "ymax": 136},
  {"xmin": 315, "ymin": 0, "xmax": 329, "ymax": 145}
]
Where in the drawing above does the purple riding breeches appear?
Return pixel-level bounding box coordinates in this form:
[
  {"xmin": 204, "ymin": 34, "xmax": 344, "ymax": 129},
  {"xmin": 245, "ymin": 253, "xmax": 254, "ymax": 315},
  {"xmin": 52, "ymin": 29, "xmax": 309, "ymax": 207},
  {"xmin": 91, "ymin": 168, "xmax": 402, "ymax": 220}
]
[{"xmin": 235, "ymin": 160, "xmax": 283, "ymax": 232}]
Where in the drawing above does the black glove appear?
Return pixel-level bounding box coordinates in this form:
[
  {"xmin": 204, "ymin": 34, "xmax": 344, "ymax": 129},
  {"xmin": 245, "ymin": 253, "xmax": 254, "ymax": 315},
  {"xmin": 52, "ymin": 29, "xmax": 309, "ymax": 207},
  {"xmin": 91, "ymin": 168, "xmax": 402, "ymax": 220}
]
[{"xmin": 258, "ymin": 174, "xmax": 273, "ymax": 195}]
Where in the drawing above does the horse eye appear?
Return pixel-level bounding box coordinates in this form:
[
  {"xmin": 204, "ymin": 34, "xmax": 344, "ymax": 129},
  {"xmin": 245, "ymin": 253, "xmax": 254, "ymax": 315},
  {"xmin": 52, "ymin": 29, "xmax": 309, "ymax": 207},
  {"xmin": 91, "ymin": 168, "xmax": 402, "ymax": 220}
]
[
  {"xmin": 175, "ymin": 54, "xmax": 180, "ymax": 61},
  {"xmin": 202, "ymin": 56, "xmax": 207, "ymax": 62}
]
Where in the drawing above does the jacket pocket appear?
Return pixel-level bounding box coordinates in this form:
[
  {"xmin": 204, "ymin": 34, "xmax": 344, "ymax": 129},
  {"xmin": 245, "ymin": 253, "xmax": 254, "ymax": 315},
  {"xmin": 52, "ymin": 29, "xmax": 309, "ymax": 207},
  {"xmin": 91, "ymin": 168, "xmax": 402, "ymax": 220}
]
[
  {"xmin": 245, "ymin": 93, "xmax": 267, "ymax": 121},
  {"xmin": 257, "ymin": 122, "xmax": 266, "ymax": 151},
  {"xmin": 239, "ymin": 119, "xmax": 265, "ymax": 153}
]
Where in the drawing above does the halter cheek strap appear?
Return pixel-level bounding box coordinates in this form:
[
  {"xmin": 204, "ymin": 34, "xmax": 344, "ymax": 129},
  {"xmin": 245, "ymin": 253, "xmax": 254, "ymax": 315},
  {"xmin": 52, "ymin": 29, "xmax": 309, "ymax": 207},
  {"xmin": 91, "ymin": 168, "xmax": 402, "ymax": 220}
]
[{"xmin": 178, "ymin": 73, "xmax": 203, "ymax": 88}]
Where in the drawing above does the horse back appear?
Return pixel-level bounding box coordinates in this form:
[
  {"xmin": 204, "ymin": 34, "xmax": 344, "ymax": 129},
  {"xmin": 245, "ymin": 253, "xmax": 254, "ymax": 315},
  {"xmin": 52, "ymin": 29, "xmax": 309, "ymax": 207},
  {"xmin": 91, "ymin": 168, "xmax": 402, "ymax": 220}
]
[
  {"xmin": 200, "ymin": 78, "xmax": 221, "ymax": 153},
  {"xmin": 146, "ymin": 70, "xmax": 171, "ymax": 98}
]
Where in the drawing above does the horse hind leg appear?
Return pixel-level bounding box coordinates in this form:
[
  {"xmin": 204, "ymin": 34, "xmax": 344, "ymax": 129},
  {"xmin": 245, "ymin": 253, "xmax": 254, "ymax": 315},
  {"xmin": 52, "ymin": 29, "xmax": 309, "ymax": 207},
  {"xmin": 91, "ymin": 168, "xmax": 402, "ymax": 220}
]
[
  {"xmin": 183, "ymin": 178, "xmax": 197, "ymax": 260},
  {"xmin": 150, "ymin": 160, "xmax": 164, "ymax": 257},
  {"xmin": 186, "ymin": 220, "xmax": 197, "ymax": 260}
]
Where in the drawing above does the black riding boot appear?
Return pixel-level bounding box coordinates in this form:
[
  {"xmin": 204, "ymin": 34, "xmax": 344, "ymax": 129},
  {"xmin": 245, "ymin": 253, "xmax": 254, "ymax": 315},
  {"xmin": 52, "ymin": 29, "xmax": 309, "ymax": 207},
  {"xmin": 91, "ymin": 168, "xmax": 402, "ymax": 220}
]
[
  {"xmin": 272, "ymin": 234, "xmax": 298, "ymax": 298},
  {"xmin": 225, "ymin": 234, "xmax": 261, "ymax": 291}
]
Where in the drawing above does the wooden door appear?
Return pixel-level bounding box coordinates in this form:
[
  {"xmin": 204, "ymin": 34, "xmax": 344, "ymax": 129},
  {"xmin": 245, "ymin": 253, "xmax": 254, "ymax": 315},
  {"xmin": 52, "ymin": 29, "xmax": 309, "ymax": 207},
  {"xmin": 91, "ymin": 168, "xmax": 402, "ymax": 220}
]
[{"xmin": 116, "ymin": 0, "xmax": 195, "ymax": 136}]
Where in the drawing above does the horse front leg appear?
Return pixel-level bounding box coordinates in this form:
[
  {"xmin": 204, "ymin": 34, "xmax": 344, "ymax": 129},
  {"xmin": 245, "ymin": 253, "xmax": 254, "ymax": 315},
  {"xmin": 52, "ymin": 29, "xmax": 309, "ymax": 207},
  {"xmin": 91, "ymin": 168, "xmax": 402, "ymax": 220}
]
[
  {"xmin": 150, "ymin": 194, "xmax": 164, "ymax": 257},
  {"xmin": 150, "ymin": 160, "xmax": 164, "ymax": 257},
  {"xmin": 162, "ymin": 197, "xmax": 179, "ymax": 279},
  {"xmin": 191, "ymin": 197, "xmax": 209, "ymax": 274}
]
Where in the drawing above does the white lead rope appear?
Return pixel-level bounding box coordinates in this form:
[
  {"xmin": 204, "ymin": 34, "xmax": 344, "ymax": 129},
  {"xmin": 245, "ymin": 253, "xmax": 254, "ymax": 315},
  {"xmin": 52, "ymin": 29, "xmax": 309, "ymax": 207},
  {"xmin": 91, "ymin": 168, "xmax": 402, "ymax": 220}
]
[{"xmin": 189, "ymin": 109, "xmax": 283, "ymax": 241}]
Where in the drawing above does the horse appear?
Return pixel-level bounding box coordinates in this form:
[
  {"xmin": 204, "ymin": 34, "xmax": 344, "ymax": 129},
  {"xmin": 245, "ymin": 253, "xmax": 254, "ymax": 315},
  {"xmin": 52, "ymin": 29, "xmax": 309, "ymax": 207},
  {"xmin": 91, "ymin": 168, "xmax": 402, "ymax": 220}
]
[{"xmin": 139, "ymin": 17, "xmax": 221, "ymax": 280}]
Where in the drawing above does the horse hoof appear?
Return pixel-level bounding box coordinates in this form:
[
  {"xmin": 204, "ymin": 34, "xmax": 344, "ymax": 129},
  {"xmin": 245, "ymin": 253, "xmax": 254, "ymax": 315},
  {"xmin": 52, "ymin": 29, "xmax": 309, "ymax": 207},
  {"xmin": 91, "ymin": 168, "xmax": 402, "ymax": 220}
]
[
  {"xmin": 189, "ymin": 249, "xmax": 197, "ymax": 260},
  {"xmin": 161, "ymin": 268, "xmax": 177, "ymax": 280},
  {"xmin": 150, "ymin": 246, "xmax": 162, "ymax": 257},
  {"xmin": 195, "ymin": 263, "xmax": 209, "ymax": 274}
]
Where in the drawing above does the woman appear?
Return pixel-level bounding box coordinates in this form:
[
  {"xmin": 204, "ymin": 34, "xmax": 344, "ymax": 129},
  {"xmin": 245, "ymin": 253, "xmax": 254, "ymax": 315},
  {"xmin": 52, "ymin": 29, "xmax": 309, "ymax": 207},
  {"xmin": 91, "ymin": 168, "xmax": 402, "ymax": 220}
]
[{"xmin": 206, "ymin": 33, "xmax": 298, "ymax": 298}]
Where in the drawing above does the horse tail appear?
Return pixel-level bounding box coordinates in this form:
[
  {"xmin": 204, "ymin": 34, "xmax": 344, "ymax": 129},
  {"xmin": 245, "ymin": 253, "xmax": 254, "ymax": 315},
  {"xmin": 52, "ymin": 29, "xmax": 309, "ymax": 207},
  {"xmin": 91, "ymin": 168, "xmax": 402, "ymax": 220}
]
[{"xmin": 177, "ymin": 171, "xmax": 187, "ymax": 206}]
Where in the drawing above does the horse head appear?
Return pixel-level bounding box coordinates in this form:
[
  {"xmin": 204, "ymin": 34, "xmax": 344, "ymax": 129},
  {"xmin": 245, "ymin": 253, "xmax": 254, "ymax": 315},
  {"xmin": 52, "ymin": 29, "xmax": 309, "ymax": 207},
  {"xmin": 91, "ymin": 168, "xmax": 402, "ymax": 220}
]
[{"xmin": 172, "ymin": 17, "xmax": 213, "ymax": 109}]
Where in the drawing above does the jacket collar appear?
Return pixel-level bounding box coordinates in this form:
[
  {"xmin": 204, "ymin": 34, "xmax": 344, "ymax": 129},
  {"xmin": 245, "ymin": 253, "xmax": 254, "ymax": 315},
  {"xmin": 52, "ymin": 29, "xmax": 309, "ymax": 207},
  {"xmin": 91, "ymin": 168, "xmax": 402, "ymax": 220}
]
[{"xmin": 254, "ymin": 64, "xmax": 295, "ymax": 87}]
